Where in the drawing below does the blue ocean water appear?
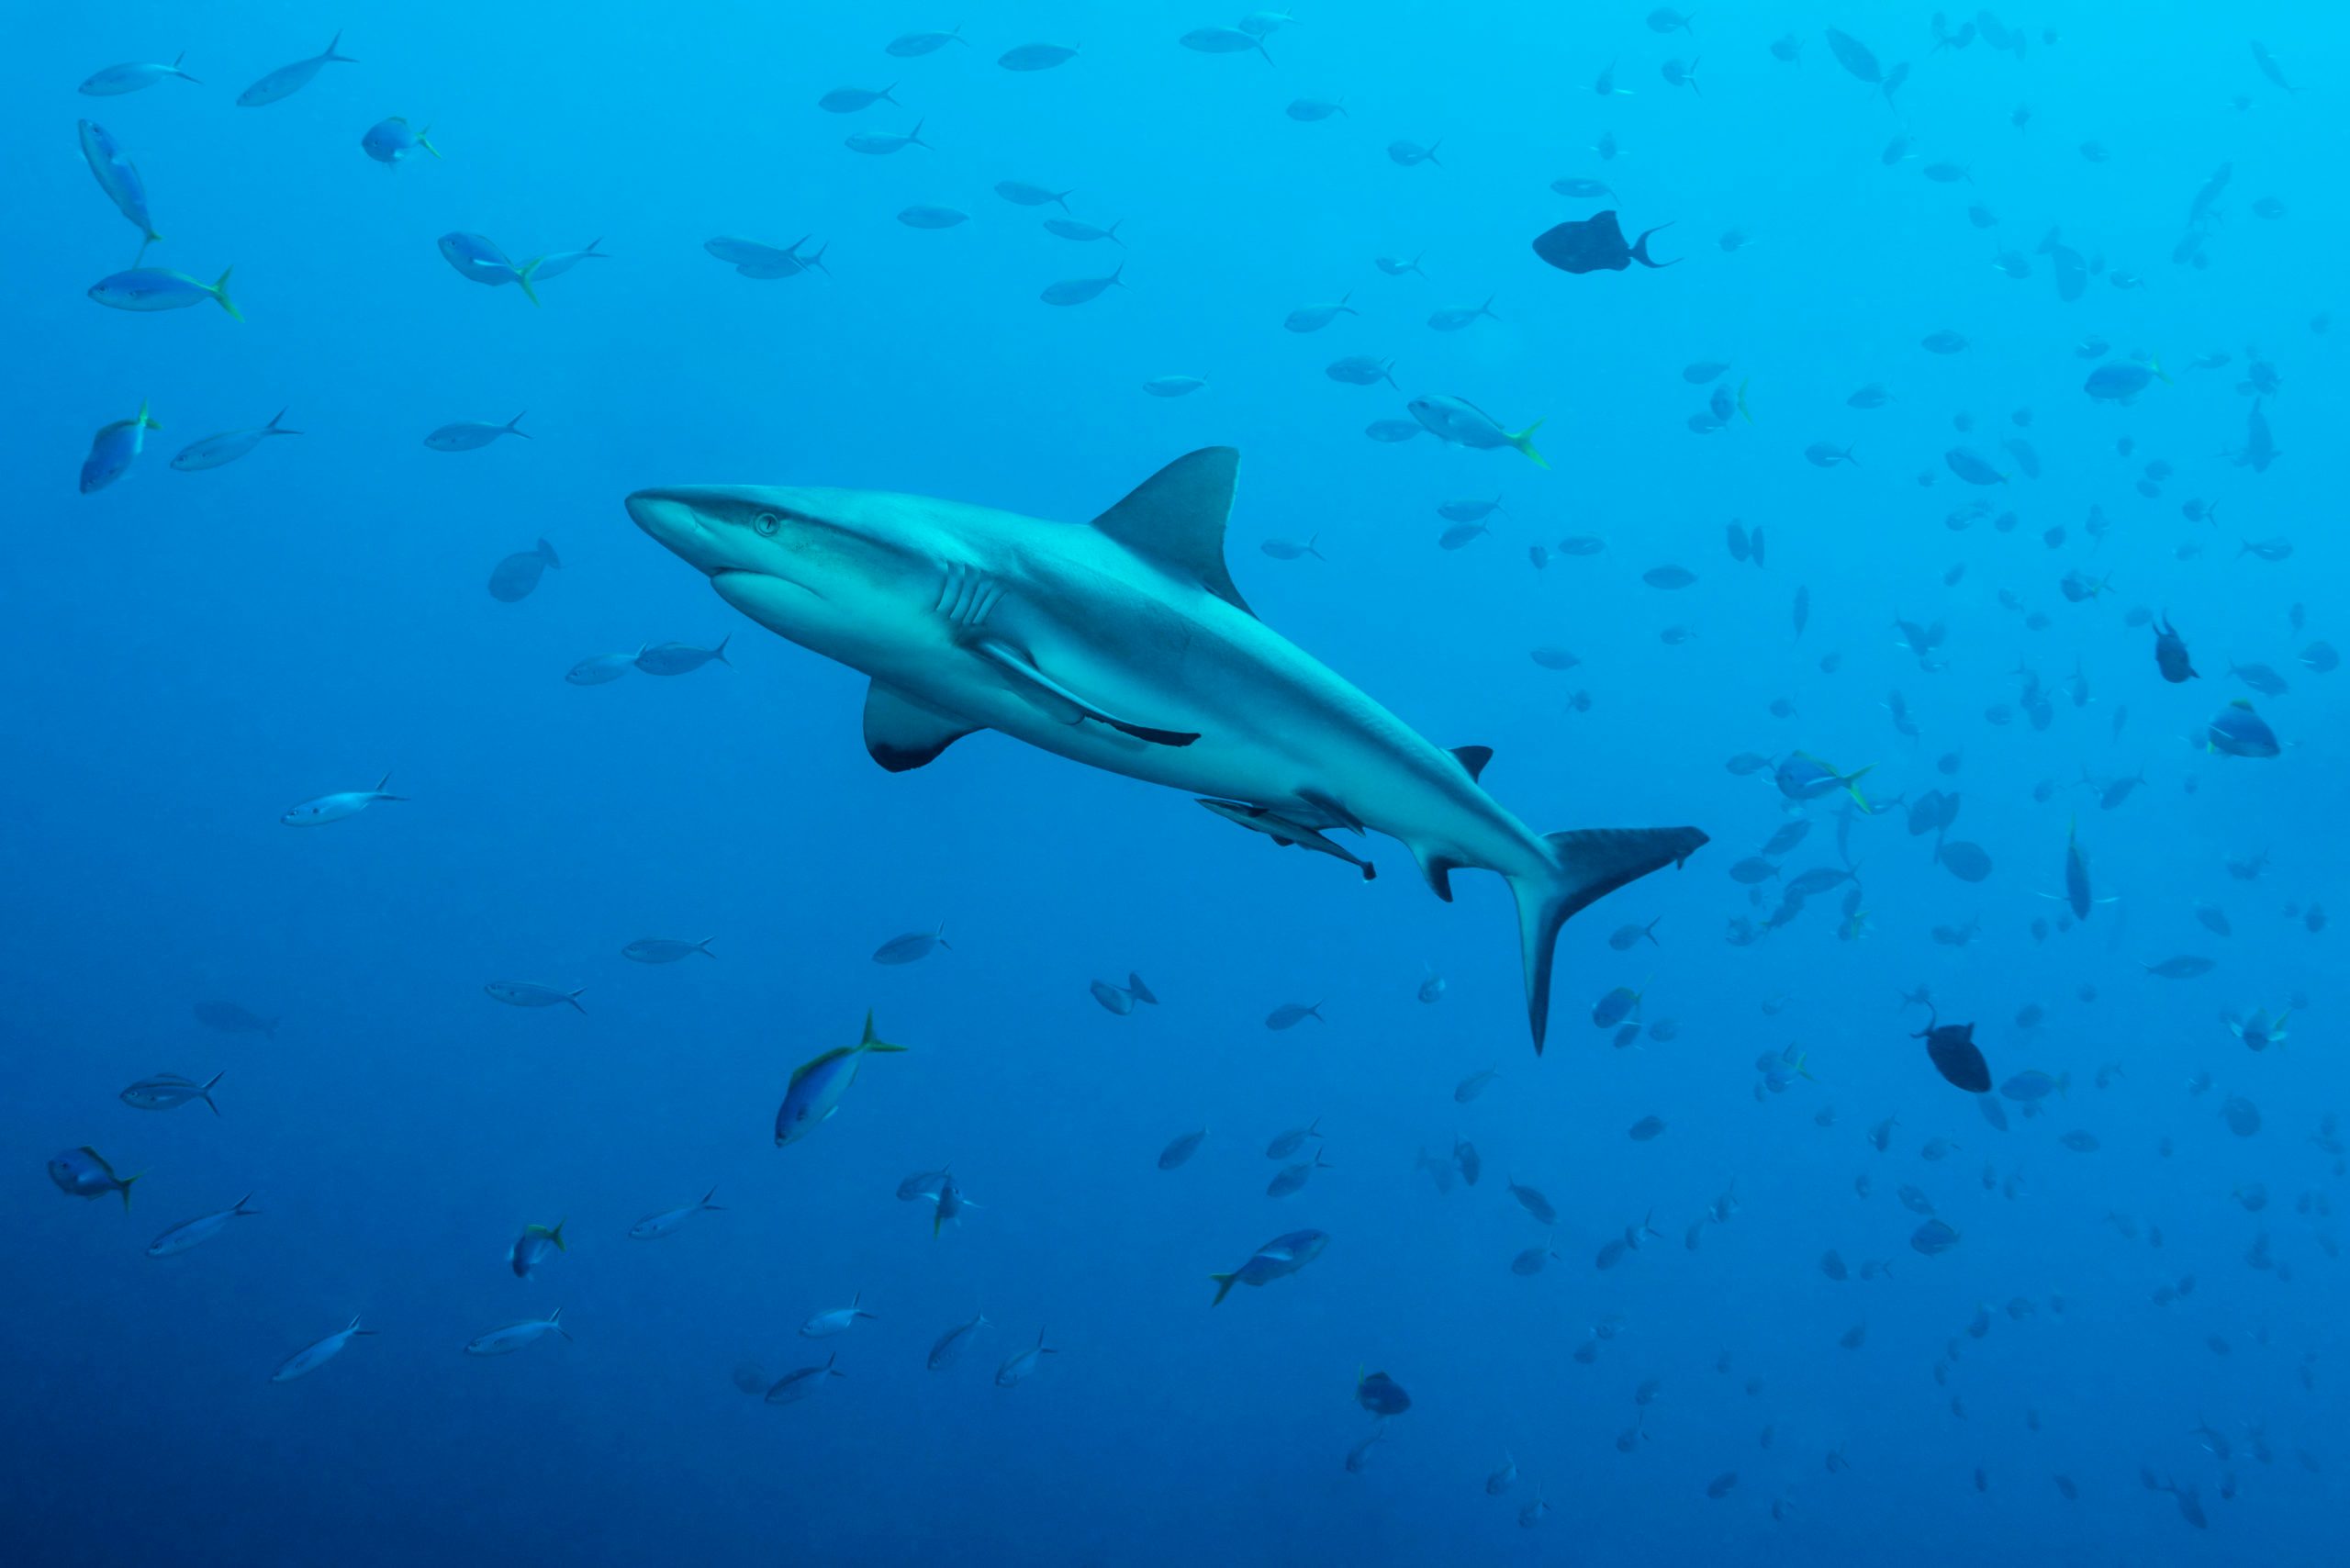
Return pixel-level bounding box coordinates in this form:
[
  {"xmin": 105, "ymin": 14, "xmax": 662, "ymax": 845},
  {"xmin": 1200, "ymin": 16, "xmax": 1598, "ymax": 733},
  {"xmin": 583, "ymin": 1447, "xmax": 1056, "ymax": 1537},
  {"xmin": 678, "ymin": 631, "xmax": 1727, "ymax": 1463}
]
[{"xmin": 8, "ymin": 5, "xmax": 2344, "ymax": 1562}]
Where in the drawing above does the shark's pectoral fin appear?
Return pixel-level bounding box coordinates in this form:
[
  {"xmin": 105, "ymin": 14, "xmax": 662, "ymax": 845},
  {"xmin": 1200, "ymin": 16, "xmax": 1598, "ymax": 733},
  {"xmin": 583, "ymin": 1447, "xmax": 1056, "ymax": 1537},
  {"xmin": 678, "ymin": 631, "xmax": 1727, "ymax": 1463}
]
[
  {"xmin": 863, "ymin": 681, "xmax": 983, "ymax": 772},
  {"xmin": 972, "ymin": 638, "xmax": 1200, "ymax": 747}
]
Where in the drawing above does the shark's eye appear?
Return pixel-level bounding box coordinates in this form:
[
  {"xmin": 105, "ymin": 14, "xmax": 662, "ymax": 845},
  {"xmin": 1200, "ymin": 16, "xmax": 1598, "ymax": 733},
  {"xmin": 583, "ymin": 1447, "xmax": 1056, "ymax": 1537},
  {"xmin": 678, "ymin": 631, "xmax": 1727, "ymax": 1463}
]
[{"xmin": 753, "ymin": 511, "xmax": 781, "ymax": 536}]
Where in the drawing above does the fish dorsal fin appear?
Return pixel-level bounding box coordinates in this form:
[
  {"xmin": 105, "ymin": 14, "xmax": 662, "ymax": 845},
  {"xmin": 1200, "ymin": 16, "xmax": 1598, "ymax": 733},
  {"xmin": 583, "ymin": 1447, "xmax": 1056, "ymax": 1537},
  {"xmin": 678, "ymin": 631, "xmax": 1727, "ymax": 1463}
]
[
  {"xmin": 789, "ymin": 1046, "xmax": 852, "ymax": 1089},
  {"xmin": 1449, "ymin": 745, "xmax": 1494, "ymax": 781},
  {"xmin": 1090, "ymin": 448, "xmax": 1255, "ymax": 617}
]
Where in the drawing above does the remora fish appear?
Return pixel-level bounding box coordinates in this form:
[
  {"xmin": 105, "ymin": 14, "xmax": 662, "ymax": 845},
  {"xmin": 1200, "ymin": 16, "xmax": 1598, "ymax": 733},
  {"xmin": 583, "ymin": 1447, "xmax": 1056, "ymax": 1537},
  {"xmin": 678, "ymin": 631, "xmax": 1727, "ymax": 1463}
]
[{"xmin": 627, "ymin": 449, "xmax": 1707, "ymax": 1050}]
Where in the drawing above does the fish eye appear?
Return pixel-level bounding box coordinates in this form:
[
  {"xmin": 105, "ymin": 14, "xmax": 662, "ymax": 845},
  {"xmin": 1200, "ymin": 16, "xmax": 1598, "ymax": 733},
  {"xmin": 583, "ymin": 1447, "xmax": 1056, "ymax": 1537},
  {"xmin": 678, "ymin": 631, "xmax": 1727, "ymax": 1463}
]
[{"xmin": 753, "ymin": 510, "xmax": 781, "ymax": 536}]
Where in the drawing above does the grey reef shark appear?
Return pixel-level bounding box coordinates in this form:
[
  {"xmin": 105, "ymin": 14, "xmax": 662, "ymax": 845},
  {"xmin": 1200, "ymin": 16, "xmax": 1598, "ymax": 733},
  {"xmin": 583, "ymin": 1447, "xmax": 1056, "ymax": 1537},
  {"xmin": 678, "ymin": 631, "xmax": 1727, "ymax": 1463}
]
[{"xmin": 627, "ymin": 448, "xmax": 1707, "ymax": 1050}]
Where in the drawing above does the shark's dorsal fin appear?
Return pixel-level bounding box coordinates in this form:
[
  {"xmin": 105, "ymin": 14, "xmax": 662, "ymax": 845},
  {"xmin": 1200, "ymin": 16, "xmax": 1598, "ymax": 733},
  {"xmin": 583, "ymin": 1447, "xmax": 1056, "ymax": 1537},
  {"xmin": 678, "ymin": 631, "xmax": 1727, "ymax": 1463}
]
[
  {"xmin": 863, "ymin": 681, "xmax": 981, "ymax": 772},
  {"xmin": 1091, "ymin": 448, "xmax": 1255, "ymax": 618},
  {"xmin": 1449, "ymin": 745, "xmax": 1494, "ymax": 781}
]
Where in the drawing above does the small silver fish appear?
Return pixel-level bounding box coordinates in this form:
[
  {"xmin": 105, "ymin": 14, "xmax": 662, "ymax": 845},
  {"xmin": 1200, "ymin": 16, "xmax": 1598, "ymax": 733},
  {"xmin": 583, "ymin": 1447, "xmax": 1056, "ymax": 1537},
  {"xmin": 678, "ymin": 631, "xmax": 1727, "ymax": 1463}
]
[
  {"xmin": 271, "ymin": 1315, "xmax": 376, "ymax": 1382},
  {"xmin": 994, "ymin": 1327, "xmax": 1057, "ymax": 1386},
  {"xmin": 485, "ymin": 982, "xmax": 585, "ymax": 1013},
  {"xmin": 464, "ymin": 1310, "xmax": 571, "ymax": 1356},
  {"xmin": 120, "ymin": 1071, "xmax": 224, "ymax": 1115}
]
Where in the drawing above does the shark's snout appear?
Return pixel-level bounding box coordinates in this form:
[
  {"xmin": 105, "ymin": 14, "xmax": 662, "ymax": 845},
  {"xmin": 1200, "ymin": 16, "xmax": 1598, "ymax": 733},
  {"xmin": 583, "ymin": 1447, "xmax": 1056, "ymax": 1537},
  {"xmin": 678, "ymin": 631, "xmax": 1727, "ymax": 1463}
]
[{"xmin": 626, "ymin": 488, "xmax": 719, "ymax": 567}]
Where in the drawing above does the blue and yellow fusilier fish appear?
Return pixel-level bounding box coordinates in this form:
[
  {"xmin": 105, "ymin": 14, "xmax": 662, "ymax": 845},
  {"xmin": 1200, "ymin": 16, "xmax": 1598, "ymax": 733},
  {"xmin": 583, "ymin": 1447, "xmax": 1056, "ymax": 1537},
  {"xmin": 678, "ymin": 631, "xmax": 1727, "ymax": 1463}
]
[{"xmin": 777, "ymin": 1012, "xmax": 908, "ymax": 1147}]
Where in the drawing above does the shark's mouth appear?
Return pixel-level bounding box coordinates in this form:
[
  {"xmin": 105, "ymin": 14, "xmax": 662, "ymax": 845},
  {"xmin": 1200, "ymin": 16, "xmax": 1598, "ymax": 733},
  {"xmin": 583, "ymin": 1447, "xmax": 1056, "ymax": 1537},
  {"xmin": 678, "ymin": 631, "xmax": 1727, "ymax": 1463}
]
[
  {"xmin": 711, "ymin": 570, "xmax": 824, "ymax": 632},
  {"xmin": 712, "ymin": 568, "xmax": 822, "ymax": 600}
]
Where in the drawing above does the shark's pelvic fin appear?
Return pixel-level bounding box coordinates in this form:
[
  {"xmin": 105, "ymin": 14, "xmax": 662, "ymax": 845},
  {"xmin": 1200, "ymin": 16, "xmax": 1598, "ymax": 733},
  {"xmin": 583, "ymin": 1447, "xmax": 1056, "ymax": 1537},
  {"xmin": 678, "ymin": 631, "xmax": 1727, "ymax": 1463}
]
[
  {"xmin": 1090, "ymin": 447, "xmax": 1257, "ymax": 619},
  {"xmin": 863, "ymin": 680, "xmax": 982, "ymax": 772},
  {"xmin": 1412, "ymin": 844, "xmax": 1465, "ymax": 902},
  {"xmin": 1511, "ymin": 826, "xmax": 1709, "ymax": 1053},
  {"xmin": 973, "ymin": 638, "xmax": 1201, "ymax": 746}
]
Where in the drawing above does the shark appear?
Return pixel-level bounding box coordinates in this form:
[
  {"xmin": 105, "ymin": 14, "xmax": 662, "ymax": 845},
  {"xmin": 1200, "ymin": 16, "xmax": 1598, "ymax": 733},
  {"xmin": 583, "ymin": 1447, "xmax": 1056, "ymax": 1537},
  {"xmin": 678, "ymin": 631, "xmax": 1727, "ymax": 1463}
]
[{"xmin": 625, "ymin": 447, "xmax": 1706, "ymax": 1050}]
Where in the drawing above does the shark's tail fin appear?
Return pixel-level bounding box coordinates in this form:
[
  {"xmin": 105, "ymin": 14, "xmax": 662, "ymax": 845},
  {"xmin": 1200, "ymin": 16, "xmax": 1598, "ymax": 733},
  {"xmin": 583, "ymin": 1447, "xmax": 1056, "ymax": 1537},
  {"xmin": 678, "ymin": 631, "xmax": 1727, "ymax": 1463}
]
[{"xmin": 1509, "ymin": 827, "xmax": 1707, "ymax": 1053}]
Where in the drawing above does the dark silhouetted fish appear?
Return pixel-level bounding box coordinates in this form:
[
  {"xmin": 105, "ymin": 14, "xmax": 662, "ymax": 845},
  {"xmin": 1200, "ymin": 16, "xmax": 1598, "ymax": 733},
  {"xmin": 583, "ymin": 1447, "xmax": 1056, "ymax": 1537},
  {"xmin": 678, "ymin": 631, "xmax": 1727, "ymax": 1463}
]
[
  {"xmin": 1916, "ymin": 1012, "xmax": 1991, "ymax": 1092},
  {"xmin": 1531, "ymin": 210, "xmax": 1674, "ymax": 274}
]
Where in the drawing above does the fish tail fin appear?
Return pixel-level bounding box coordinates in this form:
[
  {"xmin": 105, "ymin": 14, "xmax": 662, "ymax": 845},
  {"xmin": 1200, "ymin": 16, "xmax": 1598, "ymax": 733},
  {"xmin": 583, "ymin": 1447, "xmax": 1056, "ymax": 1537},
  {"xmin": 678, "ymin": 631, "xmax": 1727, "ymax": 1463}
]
[
  {"xmin": 551, "ymin": 1307, "xmax": 572, "ymax": 1340},
  {"xmin": 203, "ymin": 1070, "xmax": 226, "ymax": 1114},
  {"xmin": 565, "ymin": 990, "xmax": 586, "ymax": 1014},
  {"xmin": 420, "ymin": 129, "xmax": 442, "ymax": 160},
  {"xmin": 1510, "ymin": 828, "xmax": 1709, "ymax": 1052},
  {"xmin": 1509, "ymin": 419, "xmax": 1550, "ymax": 469},
  {"xmin": 1127, "ymin": 972, "xmax": 1159, "ymax": 1005},
  {"xmin": 696, "ymin": 936, "xmax": 716, "ymax": 957},
  {"xmin": 516, "ymin": 262, "xmax": 542, "ymax": 307},
  {"xmin": 327, "ymin": 31, "xmax": 357, "ymax": 63},
  {"xmin": 1738, "ymin": 378, "xmax": 1751, "ymax": 422},
  {"xmin": 1839, "ymin": 766, "xmax": 1874, "ymax": 812},
  {"xmin": 859, "ymin": 1010, "xmax": 910, "ymax": 1052},
  {"xmin": 549, "ymin": 1218, "xmax": 568, "ymax": 1250},
  {"xmin": 269, "ymin": 408, "xmax": 303, "ymax": 435},
  {"xmin": 700, "ymin": 1186, "xmax": 722, "ymax": 1210},
  {"xmin": 349, "ymin": 1315, "xmax": 376, "ymax": 1336},
  {"xmin": 1209, "ymin": 1271, "xmax": 1236, "ymax": 1306},
  {"xmin": 212, "ymin": 266, "xmax": 242, "ymax": 321},
  {"xmin": 538, "ymin": 537, "xmax": 562, "ymax": 568},
  {"xmin": 118, "ymin": 1170, "xmax": 145, "ymax": 1211},
  {"xmin": 1630, "ymin": 222, "xmax": 1678, "ymax": 267},
  {"xmin": 236, "ymin": 1192, "xmax": 262, "ymax": 1215},
  {"xmin": 506, "ymin": 412, "xmax": 532, "ymax": 438},
  {"xmin": 2154, "ymin": 353, "xmax": 2170, "ymax": 385}
]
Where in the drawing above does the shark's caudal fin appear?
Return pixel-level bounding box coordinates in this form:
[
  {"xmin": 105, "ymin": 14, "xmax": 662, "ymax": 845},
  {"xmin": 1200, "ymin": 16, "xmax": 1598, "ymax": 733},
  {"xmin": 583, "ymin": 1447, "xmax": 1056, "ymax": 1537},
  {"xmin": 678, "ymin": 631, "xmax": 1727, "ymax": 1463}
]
[{"xmin": 1510, "ymin": 827, "xmax": 1708, "ymax": 1053}]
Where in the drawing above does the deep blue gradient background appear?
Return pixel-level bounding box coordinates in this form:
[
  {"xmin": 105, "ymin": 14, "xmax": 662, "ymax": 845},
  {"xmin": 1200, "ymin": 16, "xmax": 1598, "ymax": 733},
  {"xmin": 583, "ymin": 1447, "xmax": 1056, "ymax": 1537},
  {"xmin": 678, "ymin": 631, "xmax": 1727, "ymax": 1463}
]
[{"xmin": 6, "ymin": 4, "xmax": 2344, "ymax": 1563}]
